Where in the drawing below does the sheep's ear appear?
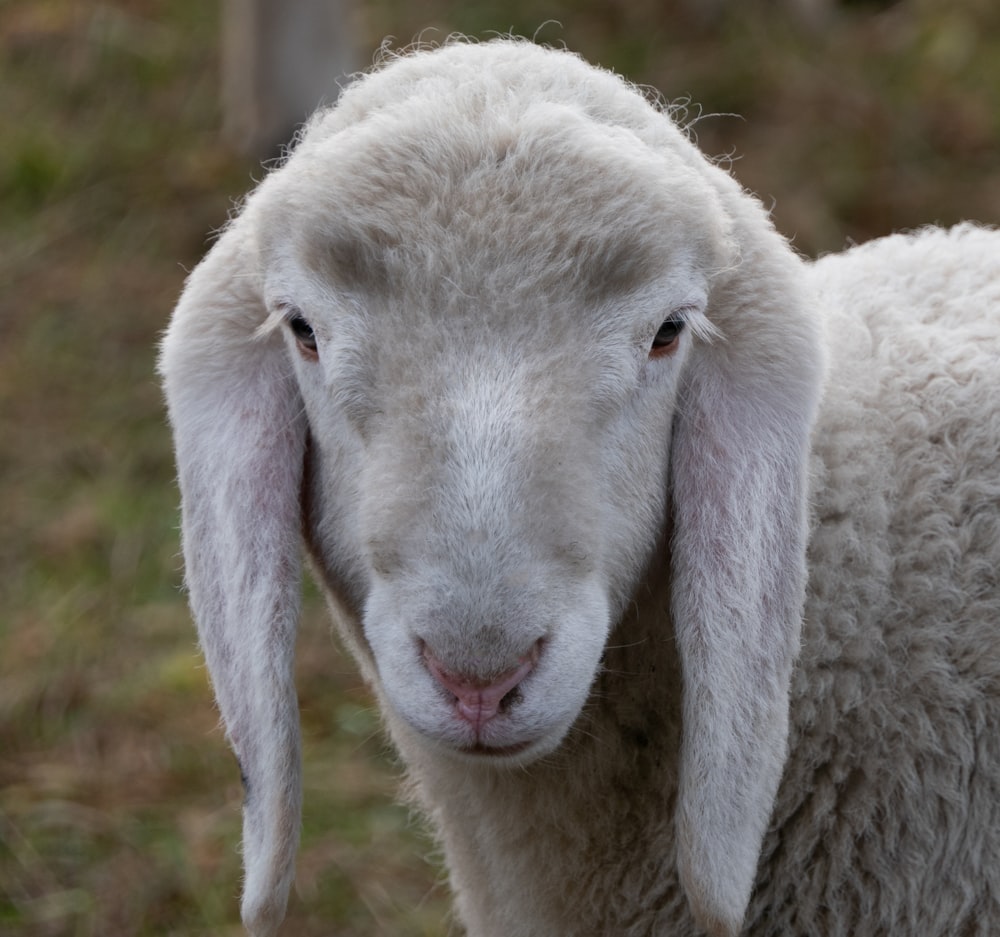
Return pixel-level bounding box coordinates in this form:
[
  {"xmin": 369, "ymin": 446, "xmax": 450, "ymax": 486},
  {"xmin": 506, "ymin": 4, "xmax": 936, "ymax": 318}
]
[
  {"xmin": 160, "ymin": 220, "xmax": 305, "ymax": 937},
  {"xmin": 669, "ymin": 212, "xmax": 822, "ymax": 937}
]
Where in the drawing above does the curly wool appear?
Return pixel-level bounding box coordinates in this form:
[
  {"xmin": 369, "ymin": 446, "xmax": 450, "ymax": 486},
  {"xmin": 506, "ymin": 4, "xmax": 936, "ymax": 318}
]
[{"xmin": 759, "ymin": 224, "xmax": 1000, "ymax": 935}]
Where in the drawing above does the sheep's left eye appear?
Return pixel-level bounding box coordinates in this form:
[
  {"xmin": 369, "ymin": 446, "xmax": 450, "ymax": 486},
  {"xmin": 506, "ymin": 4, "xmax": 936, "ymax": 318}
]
[{"xmin": 650, "ymin": 317, "xmax": 685, "ymax": 358}]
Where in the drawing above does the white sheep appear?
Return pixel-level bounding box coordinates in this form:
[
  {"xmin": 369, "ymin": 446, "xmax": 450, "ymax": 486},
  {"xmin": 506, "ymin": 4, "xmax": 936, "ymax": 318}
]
[{"xmin": 159, "ymin": 38, "xmax": 1000, "ymax": 937}]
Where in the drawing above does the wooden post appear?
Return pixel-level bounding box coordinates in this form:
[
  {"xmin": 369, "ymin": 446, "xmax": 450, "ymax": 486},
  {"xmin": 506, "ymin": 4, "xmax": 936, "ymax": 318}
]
[{"xmin": 221, "ymin": 0, "xmax": 357, "ymax": 160}]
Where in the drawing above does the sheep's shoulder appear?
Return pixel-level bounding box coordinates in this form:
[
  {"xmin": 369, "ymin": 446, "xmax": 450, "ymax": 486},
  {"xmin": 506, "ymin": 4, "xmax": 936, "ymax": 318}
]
[{"xmin": 752, "ymin": 225, "xmax": 1000, "ymax": 936}]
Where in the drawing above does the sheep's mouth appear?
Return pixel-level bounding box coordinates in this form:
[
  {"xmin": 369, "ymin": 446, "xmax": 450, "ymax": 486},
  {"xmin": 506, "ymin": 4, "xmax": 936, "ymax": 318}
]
[
  {"xmin": 460, "ymin": 739, "xmax": 534, "ymax": 759},
  {"xmin": 468, "ymin": 740, "xmax": 531, "ymax": 757}
]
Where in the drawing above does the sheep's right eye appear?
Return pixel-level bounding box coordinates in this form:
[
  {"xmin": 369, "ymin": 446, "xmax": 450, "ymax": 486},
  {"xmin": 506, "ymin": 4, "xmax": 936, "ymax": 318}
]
[{"xmin": 287, "ymin": 313, "xmax": 318, "ymax": 359}]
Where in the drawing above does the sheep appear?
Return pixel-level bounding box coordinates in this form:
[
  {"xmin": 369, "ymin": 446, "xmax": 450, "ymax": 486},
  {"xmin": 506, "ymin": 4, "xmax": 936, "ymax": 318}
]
[{"xmin": 158, "ymin": 38, "xmax": 1000, "ymax": 937}]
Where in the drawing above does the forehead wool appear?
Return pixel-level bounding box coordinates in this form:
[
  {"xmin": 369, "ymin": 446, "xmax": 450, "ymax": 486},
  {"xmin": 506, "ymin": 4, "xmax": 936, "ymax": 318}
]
[{"xmin": 270, "ymin": 109, "xmax": 723, "ymax": 312}]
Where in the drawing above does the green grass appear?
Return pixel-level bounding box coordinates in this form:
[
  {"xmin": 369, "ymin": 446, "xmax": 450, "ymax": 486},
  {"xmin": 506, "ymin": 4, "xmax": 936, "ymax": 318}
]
[{"xmin": 1, "ymin": 0, "xmax": 997, "ymax": 934}]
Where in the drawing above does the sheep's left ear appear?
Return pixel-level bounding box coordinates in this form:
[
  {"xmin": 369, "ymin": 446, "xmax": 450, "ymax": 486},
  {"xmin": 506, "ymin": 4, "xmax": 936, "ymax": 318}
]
[{"xmin": 669, "ymin": 185, "xmax": 824, "ymax": 937}]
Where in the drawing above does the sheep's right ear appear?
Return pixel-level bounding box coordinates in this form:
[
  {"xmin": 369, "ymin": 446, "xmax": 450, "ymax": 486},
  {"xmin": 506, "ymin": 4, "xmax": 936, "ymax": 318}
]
[{"xmin": 159, "ymin": 219, "xmax": 305, "ymax": 937}]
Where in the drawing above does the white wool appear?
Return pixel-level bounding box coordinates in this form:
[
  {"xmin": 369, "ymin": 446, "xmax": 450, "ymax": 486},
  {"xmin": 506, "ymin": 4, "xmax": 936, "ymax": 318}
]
[{"xmin": 160, "ymin": 38, "xmax": 1000, "ymax": 937}]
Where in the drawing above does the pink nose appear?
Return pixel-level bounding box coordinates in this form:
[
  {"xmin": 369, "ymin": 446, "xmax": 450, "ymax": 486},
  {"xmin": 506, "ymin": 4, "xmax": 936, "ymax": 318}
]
[{"xmin": 423, "ymin": 643, "xmax": 540, "ymax": 730}]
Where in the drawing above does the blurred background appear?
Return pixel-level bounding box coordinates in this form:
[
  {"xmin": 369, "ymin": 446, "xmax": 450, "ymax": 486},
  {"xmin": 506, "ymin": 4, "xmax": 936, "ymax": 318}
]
[{"xmin": 1, "ymin": 1, "xmax": 997, "ymax": 934}]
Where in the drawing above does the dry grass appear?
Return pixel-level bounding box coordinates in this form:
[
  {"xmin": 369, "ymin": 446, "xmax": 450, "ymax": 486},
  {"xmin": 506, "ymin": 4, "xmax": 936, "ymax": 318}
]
[{"xmin": 1, "ymin": 1, "xmax": 996, "ymax": 934}]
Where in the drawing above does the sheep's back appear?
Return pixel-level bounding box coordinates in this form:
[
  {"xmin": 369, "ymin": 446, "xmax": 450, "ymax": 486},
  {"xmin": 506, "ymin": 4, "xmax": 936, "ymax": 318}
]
[{"xmin": 746, "ymin": 224, "xmax": 1000, "ymax": 936}]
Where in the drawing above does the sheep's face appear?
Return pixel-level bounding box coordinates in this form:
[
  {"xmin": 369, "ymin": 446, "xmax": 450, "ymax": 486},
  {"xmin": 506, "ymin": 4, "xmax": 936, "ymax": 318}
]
[
  {"xmin": 257, "ymin": 104, "xmax": 730, "ymax": 763},
  {"xmin": 165, "ymin": 44, "xmax": 821, "ymax": 933}
]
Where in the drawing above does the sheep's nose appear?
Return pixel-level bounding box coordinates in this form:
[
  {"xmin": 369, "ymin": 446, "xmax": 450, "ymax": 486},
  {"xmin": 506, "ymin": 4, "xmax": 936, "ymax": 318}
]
[{"xmin": 423, "ymin": 642, "xmax": 541, "ymax": 730}]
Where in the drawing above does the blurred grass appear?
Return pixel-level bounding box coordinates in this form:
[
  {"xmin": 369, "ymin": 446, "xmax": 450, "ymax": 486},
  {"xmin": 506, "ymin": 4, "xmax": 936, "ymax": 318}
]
[{"xmin": 0, "ymin": 1, "xmax": 997, "ymax": 935}]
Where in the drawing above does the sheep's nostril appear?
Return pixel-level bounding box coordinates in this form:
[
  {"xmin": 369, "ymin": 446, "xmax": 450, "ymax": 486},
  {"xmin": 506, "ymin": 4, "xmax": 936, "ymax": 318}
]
[
  {"xmin": 498, "ymin": 685, "xmax": 520, "ymax": 714},
  {"xmin": 422, "ymin": 640, "xmax": 542, "ymax": 729}
]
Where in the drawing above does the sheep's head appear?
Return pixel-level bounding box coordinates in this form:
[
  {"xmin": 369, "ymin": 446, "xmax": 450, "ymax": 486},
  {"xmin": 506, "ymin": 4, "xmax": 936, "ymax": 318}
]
[
  {"xmin": 259, "ymin": 97, "xmax": 729, "ymax": 764},
  {"xmin": 160, "ymin": 39, "xmax": 823, "ymax": 937}
]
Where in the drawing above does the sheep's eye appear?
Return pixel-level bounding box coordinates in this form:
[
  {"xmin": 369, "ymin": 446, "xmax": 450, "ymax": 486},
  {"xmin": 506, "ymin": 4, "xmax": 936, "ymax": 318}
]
[
  {"xmin": 649, "ymin": 316, "xmax": 685, "ymax": 358},
  {"xmin": 287, "ymin": 313, "xmax": 318, "ymax": 358}
]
